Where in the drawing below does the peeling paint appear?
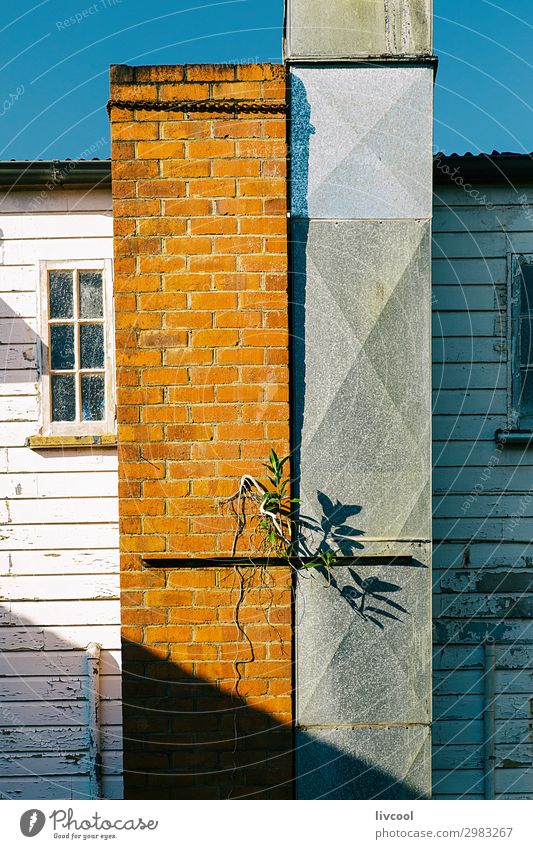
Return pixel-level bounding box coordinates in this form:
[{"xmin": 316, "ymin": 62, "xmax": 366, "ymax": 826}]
[{"xmin": 499, "ymin": 758, "xmax": 530, "ymax": 769}]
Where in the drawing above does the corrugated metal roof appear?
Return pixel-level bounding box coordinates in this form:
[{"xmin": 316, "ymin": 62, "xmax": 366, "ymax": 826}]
[{"xmin": 434, "ymin": 151, "xmax": 533, "ymax": 184}]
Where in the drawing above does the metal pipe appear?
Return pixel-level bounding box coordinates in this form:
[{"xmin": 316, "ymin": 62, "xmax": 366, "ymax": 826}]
[
  {"xmin": 85, "ymin": 642, "xmax": 103, "ymax": 800},
  {"xmin": 495, "ymin": 428, "xmax": 533, "ymax": 447},
  {"xmin": 483, "ymin": 638, "xmax": 496, "ymax": 800}
]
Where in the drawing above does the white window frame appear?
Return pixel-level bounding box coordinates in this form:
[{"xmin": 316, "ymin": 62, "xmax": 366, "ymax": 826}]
[{"xmin": 39, "ymin": 259, "xmax": 115, "ymax": 436}]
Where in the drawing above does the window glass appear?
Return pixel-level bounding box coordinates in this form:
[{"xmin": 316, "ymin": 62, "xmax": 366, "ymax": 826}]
[
  {"xmin": 520, "ymin": 369, "xmax": 533, "ymax": 418},
  {"xmin": 520, "ymin": 264, "xmax": 533, "ymax": 314},
  {"xmin": 45, "ymin": 267, "xmax": 110, "ymax": 431},
  {"xmin": 80, "ymin": 324, "xmax": 104, "ymax": 369},
  {"xmin": 50, "ymin": 325, "xmax": 75, "ymax": 370},
  {"xmin": 81, "ymin": 374, "xmax": 105, "ymax": 421},
  {"xmin": 51, "ymin": 374, "xmax": 76, "ymax": 421},
  {"xmin": 79, "ymin": 271, "xmax": 103, "ymax": 318},
  {"xmin": 49, "ymin": 271, "xmax": 74, "ymax": 318},
  {"xmin": 520, "ymin": 317, "xmax": 533, "ymax": 368}
]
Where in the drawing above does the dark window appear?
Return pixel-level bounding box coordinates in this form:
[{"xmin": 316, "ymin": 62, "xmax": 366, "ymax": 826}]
[{"xmin": 511, "ymin": 258, "xmax": 533, "ymax": 427}]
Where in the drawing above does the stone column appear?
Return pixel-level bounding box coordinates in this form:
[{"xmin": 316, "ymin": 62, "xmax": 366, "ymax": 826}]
[{"xmin": 286, "ymin": 1, "xmax": 434, "ymax": 799}]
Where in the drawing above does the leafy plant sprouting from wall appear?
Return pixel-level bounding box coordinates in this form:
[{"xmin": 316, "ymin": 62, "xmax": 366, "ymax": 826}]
[
  {"xmin": 225, "ymin": 448, "xmax": 408, "ymax": 626},
  {"xmin": 226, "ymin": 448, "xmax": 340, "ymax": 571},
  {"xmin": 227, "ymin": 449, "xmax": 296, "ymax": 558}
]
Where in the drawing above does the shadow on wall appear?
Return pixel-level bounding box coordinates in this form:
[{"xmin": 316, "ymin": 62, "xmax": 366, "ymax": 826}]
[
  {"xmin": 0, "ymin": 291, "xmax": 41, "ymax": 384},
  {"xmin": 299, "ymin": 490, "xmax": 364, "ymax": 557},
  {"xmin": 120, "ymin": 639, "xmax": 428, "ymax": 800},
  {"xmin": 0, "ymin": 604, "xmax": 424, "ymax": 800},
  {"xmin": 288, "ymin": 73, "xmax": 313, "ymax": 512},
  {"xmin": 298, "ymin": 493, "xmax": 410, "ymax": 629},
  {"xmin": 0, "ymin": 607, "xmax": 123, "ymax": 800}
]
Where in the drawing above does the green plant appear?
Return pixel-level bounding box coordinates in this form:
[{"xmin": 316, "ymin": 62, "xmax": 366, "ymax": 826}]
[
  {"xmin": 226, "ymin": 448, "xmax": 341, "ymax": 576},
  {"xmin": 226, "ymin": 449, "xmax": 300, "ymax": 558}
]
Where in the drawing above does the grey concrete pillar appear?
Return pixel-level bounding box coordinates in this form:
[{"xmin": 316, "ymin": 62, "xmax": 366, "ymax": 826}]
[{"xmin": 286, "ymin": 0, "xmax": 434, "ymax": 799}]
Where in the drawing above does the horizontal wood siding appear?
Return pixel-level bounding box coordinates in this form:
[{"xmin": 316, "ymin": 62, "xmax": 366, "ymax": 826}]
[
  {"xmin": 432, "ymin": 184, "xmax": 533, "ymax": 800},
  {"xmin": 0, "ymin": 189, "xmax": 122, "ymax": 799}
]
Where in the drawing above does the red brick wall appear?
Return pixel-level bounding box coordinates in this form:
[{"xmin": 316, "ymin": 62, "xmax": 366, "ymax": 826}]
[{"xmin": 109, "ymin": 63, "xmax": 292, "ymax": 799}]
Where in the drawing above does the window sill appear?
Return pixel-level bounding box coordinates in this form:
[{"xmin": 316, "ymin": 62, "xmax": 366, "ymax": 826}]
[
  {"xmin": 27, "ymin": 434, "xmax": 117, "ymax": 449},
  {"xmin": 495, "ymin": 428, "xmax": 533, "ymax": 447}
]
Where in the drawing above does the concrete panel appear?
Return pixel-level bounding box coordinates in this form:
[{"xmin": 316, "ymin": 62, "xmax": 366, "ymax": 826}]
[
  {"xmin": 286, "ymin": 0, "xmax": 433, "ymax": 60},
  {"xmin": 290, "ymin": 66, "xmax": 434, "ymax": 219},
  {"xmin": 291, "ymin": 218, "xmax": 432, "ymax": 543},
  {"xmin": 296, "ymin": 560, "xmax": 431, "ymax": 725},
  {"xmin": 296, "ymin": 725, "xmax": 430, "ymax": 799}
]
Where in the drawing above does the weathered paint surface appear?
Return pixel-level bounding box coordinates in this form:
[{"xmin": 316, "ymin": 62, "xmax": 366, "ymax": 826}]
[
  {"xmin": 0, "ymin": 189, "xmax": 122, "ymax": 800},
  {"xmin": 285, "ymin": 0, "xmax": 433, "ymax": 59},
  {"xmin": 432, "ymin": 182, "xmax": 533, "ymax": 799}
]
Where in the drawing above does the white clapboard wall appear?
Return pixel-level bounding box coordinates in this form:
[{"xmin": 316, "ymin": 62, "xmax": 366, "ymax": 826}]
[
  {"xmin": 432, "ymin": 182, "xmax": 533, "ymax": 800},
  {"xmin": 0, "ymin": 187, "xmax": 122, "ymax": 800}
]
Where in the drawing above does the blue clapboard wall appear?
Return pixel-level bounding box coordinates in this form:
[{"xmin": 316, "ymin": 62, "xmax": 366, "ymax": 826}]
[{"xmin": 432, "ymin": 178, "xmax": 533, "ymax": 799}]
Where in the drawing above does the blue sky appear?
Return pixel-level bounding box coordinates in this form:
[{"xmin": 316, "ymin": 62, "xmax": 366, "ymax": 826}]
[{"xmin": 0, "ymin": 0, "xmax": 531, "ymax": 159}]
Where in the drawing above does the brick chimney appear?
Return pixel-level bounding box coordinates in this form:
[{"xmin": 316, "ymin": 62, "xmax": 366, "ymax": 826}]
[{"xmin": 109, "ymin": 63, "xmax": 293, "ymax": 799}]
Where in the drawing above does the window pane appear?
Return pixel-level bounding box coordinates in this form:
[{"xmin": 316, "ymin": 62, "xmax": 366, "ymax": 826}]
[
  {"xmin": 80, "ymin": 324, "xmax": 104, "ymax": 369},
  {"xmin": 81, "ymin": 374, "xmax": 105, "ymax": 421},
  {"xmin": 51, "ymin": 374, "xmax": 76, "ymax": 421},
  {"xmin": 49, "ymin": 271, "xmax": 73, "ymax": 318},
  {"xmin": 521, "ymin": 264, "xmax": 533, "ymax": 315},
  {"xmin": 520, "ymin": 317, "xmax": 533, "ymax": 367},
  {"xmin": 50, "ymin": 325, "xmax": 75, "ymax": 370},
  {"xmin": 521, "ymin": 370, "xmax": 533, "ymax": 417},
  {"xmin": 79, "ymin": 271, "xmax": 103, "ymax": 318}
]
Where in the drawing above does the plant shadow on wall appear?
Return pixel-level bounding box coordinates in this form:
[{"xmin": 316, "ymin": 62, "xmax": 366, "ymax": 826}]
[
  {"xmin": 299, "ymin": 491, "xmax": 408, "ymax": 628},
  {"xmin": 225, "ymin": 451, "xmax": 409, "ymax": 631}
]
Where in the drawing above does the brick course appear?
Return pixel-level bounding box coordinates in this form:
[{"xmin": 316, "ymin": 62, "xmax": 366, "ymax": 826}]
[{"xmin": 110, "ymin": 63, "xmax": 292, "ymax": 799}]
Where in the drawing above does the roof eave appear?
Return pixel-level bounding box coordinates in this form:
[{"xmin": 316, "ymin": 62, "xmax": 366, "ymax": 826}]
[
  {"xmin": 434, "ymin": 153, "xmax": 533, "ymax": 185},
  {"xmin": 0, "ymin": 160, "xmax": 111, "ymax": 189}
]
